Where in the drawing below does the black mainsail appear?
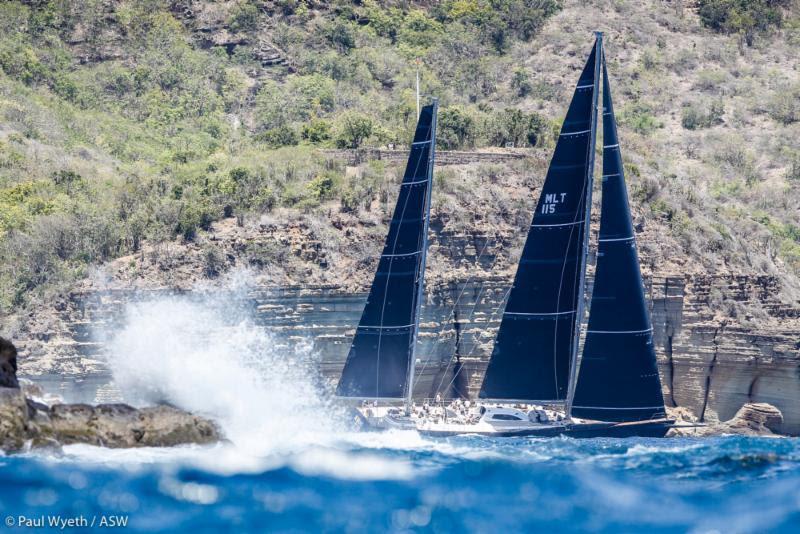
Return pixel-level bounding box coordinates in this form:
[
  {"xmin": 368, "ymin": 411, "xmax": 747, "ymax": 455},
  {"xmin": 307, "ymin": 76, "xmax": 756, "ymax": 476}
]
[
  {"xmin": 336, "ymin": 101, "xmax": 438, "ymax": 400},
  {"xmin": 479, "ymin": 42, "xmax": 601, "ymax": 402},
  {"xmin": 570, "ymin": 59, "xmax": 666, "ymax": 422}
]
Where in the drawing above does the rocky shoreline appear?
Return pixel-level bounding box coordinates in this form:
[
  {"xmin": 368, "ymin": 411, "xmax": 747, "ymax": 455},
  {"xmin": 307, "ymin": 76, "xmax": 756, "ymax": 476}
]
[
  {"xmin": 0, "ymin": 338, "xmax": 221, "ymax": 453},
  {"xmin": 666, "ymin": 403, "xmax": 785, "ymax": 437}
]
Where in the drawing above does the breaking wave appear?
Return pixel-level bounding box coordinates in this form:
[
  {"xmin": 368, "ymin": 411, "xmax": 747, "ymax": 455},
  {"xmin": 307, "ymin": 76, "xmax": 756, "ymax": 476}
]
[{"xmin": 103, "ymin": 274, "xmax": 344, "ymax": 457}]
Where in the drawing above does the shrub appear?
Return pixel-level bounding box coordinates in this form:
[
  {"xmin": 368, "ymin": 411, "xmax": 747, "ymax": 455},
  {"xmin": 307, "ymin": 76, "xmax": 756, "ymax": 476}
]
[
  {"xmin": 302, "ymin": 119, "xmax": 332, "ymax": 144},
  {"xmin": 511, "ymin": 68, "xmax": 532, "ymax": 98},
  {"xmin": 786, "ymin": 157, "xmax": 800, "ymax": 182},
  {"xmin": 228, "ymin": 3, "xmax": 260, "ymax": 32},
  {"xmin": 255, "ymin": 125, "xmax": 299, "ymax": 148},
  {"xmin": 620, "ymin": 103, "xmax": 663, "ymax": 135},
  {"xmin": 438, "ymin": 106, "xmax": 476, "ymax": 150},
  {"xmin": 697, "ymin": 0, "xmax": 792, "ymax": 46},
  {"xmin": 177, "ymin": 200, "xmax": 215, "ymax": 241},
  {"xmin": 681, "ymin": 100, "xmax": 725, "ymax": 130},
  {"xmin": 307, "ymin": 173, "xmax": 337, "ymax": 201},
  {"xmin": 489, "ymin": 109, "xmax": 550, "ymax": 147},
  {"xmin": 767, "ymin": 84, "xmax": 800, "ymax": 125},
  {"xmin": 334, "ymin": 112, "xmax": 374, "ymax": 149}
]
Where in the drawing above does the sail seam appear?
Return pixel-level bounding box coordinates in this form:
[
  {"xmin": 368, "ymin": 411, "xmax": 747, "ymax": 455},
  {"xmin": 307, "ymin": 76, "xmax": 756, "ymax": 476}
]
[
  {"xmin": 505, "ymin": 310, "xmax": 576, "ymax": 316},
  {"xmin": 358, "ymin": 324, "xmax": 415, "ymax": 330},
  {"xmin": 586, "ymin": 328, "xmax": 653, "ymax": 334},
  {"xmin": 382, "ymin": 250, "xmax": 421, "ymax": 257},
  {"xmin": 411, "ymin": 140, "xmax": 432, "ymax": 146},
  {"xmin": 575, "ymin": 83, "xmax": 594, "ymax": 89},
  {"xmin": 531, "ymin": 220, "xmax": 585, "ymax": 228},
  {"xmin": 560, "ymin": 129, "xmax": 591, "ymax": 136},
  {"xmin": 401, "ymin": 178, "xmax": 429, "ymax": 186},
  {"xmin": 603, "ymin": 143, "xmax": 619, "ymax": 148},
  {"xmin": 598, "ymin": 236, "xmax": 634, "ymax": 242},
  {"xmin": 572, "ymin": 405, "xmax": 665, "ymax": 410}
]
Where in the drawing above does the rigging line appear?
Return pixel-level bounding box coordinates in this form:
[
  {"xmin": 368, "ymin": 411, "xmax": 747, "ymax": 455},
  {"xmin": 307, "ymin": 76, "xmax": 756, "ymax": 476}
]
[
  {"xmin": 412, "ymin": 171, "xmax": 502, "ymax": 386},
  {"xmin": 551, "ymin": 92, "xmax": 596, "ymax": 400},
  {"xmin": 432, "ymin": 281, "xmax": 487, "ymax": 397},
  {"xmin": 413, "ymin": 227, "xmax": 498, "ymax": 387},
  {"xmin": 437, "ymin": 284, "xmax": 513, "ymax": 398},
  {"xmin": 372, "ymin": 122, "xmax": 432, "ymax": 395},
  {"xmin": 412, "ymin": 175, "xmax": 510, "ymax": 390}
]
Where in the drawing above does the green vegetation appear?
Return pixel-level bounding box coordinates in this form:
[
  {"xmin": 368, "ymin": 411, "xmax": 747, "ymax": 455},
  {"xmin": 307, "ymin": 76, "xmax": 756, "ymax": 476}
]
[
  {"xmin": 0, "ymin": 0, "xmax": 563, "ymax": 313},
  {"xmin": 697, "ymin": 0, "xmax": 793, "ymax": 45},
  {"xmin": 0, "ymin": 0, "xmax": 799, "ymax": 323},
  {"xmin": 681, "ymin": 100, "xmax": 725, "ymax": 130}
]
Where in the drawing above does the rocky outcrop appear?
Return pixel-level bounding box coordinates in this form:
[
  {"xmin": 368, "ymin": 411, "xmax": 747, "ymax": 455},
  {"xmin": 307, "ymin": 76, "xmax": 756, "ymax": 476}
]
[
  {"xmin": 0, "ymin": 337, "xmax": 19, "ymax": 388},
  {"xmin": 1, "ymin": 388, "xmax": 219, "ymax": 452},
  {"xmin": 668, "ymin": 402, "xmax": 784, "ymax": 437},
  {"xmin": 0, "ymin": 339, "xmax": 221, "ymax": 453}
]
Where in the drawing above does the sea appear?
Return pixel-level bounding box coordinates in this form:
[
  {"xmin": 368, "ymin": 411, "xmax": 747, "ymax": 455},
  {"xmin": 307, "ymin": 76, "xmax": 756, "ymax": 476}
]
[{"xmin": 2, "ymin": 289, "xmax": 798, "ymax": 533}]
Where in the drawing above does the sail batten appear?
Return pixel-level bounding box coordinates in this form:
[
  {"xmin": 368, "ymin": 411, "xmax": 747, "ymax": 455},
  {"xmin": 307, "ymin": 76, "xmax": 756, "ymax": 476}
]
[
  {"xmin": 570, "ymin": 56, "xmax": 667, "ymax": 423},
  {"xmin": 336, "ymin": 103, "xmax": 437, "ymax": 399},
  {"xmin": 479, "ymin": 44, "xmax": 599, "ymax": 402}
]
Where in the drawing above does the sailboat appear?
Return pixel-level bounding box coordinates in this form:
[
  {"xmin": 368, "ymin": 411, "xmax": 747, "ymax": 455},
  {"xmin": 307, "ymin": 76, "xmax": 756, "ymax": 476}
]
[{"xmin": 338, "ymin": 34, "xmax": 675, "ymax": 438}]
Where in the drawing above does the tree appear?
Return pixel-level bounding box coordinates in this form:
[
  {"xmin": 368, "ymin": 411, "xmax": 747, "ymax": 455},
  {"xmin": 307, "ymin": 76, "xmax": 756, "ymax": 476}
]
[
  {"xmin": 334, "ymin": 112, "xmax": 373, "ymax": 149},
  {"xmin": 438, "ymin": 106, "xmax": 476, "ymax": 149}
]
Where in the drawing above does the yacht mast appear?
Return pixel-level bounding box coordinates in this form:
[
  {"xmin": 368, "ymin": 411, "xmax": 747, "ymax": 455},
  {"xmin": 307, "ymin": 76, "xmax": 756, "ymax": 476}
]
[
  {"xmin": 405, "ymin": 98, "xmax": 438, "ymax": 414},
  {"xmin": 565, "ymin": 32, "xmax": 603, "ymax": 419}
]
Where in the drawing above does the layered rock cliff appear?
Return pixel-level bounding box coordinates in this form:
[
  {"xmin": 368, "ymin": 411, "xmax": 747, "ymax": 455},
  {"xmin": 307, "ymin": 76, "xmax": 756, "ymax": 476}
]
[{"xmin": 14, "ymin": 264, "xmax": 800, "ymax": 435}]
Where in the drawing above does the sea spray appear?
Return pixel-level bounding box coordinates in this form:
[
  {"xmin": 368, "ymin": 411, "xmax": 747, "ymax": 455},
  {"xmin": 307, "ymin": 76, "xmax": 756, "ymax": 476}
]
[{"xmin": 102, "ymin": 271, "xmax": 346, "ymax": 455}]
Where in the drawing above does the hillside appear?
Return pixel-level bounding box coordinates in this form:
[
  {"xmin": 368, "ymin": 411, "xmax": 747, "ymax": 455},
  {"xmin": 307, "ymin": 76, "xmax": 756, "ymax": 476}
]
[{"xmin": 1, "ymin": 0, "xmax": 799, "ymax": 338}]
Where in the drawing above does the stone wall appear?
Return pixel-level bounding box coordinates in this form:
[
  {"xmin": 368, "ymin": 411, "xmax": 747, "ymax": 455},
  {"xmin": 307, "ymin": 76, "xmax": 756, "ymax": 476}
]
[{"xmin": 321, "ymin": 149, "xmax": 537, "ymax": 166}]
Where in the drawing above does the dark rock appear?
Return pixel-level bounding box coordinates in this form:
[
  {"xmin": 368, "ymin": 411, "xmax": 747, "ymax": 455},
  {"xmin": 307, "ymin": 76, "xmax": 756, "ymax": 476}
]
[
  {"xmin": 0, "ymin": 337, "xmax": 221, "ymax": 452},
  {"xmin": 0, "ymin": 337, "xmax": 19, "ymax": 388}
]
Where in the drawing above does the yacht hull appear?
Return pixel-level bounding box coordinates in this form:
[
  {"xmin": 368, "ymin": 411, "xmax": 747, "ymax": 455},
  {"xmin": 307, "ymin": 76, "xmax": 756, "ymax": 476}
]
[{"xmin": 366, "ymin": 414, "xmax": 674, "ymax": 438}]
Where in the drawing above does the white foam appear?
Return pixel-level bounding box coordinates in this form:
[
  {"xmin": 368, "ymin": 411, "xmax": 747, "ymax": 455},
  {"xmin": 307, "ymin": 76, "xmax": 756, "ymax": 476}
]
[
  {"xmin": 48, "ymin": 272, "xmax": 424, "ymax": 480},
  {"xmin": 291, "ymin": 448, "xmax": 414, "ymax": 481},
  {"xmin": 103, "ymin": 278, "xmax": 343, "ymax": 457}
]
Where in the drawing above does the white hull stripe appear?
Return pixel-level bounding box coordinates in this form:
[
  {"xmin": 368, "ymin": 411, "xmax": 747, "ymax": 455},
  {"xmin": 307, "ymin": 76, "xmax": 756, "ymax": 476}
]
[
  {"xmin": 401, "ymin": 178, "xmax": 429, "ymax": 186},
  {"xmin": 382, "ymin": 250, "xmax": 422, "ymax": 258},
  {"xmin": 532, "ymin": 220, "xmax": 585, "ymax": 228},
  {"xmin": 598, "ymin": 236, "xmax": 634, "ymax": 242},
  {"xmin": 560, "ymin": 129, "xmax": 591, "ymax": 136},
  {"xmin": 572, "ymin": 405, "xmax": 665, "ymax": 410},
  {"xmin": 604, "ymin": 143, "xmax": 619, "ymax": 149},
  {"xmin": 505, "ymin": 310, "xmax": 576, "ymax": 316},
  {"xmin": 586, "ymin": 327, "xmax": 653, "ymax": 334}
]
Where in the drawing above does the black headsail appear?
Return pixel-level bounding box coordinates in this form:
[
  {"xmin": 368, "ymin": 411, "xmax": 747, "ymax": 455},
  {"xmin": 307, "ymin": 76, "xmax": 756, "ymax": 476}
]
[
  {"xmin": 479, "ymin": 42, "xmax": 600, "ymax": 402},
  {"xmin": 570, "ymin": 58, "xmax": 666, "ymax": 422},
  {"xmin": 336, "ymin": 102, "xmax": 438, "ymax": 399}
]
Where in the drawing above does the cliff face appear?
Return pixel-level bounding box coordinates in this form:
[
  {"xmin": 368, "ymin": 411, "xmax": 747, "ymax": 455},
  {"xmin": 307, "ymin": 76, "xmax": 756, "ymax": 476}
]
[{"xmin": 16, "ymin": 268, "xmax": 800, "ymax": 435}]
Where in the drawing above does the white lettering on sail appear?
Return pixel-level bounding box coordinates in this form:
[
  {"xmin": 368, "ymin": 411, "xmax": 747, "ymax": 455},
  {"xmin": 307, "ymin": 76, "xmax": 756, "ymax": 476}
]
[{"xmin": 541, "ymin": 192, "xmax": 567, "ymax": 214}]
